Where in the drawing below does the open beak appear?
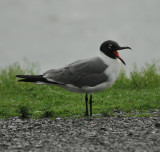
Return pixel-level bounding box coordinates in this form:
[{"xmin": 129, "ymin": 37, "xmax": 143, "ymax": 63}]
[{"xmin": 114, "ymin": 46, "xmax": 132, "ymax": 65}]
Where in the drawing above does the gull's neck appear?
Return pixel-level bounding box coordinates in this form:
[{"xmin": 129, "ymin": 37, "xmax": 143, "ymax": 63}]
[{"xmin": 99, "ymin": 51, "xmax": 120, "ymax": 66}]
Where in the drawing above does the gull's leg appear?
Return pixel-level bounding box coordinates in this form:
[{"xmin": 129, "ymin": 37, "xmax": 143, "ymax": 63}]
[
  {"xmin": 89, "ymin": 94, "xmax": 92, "ymax": 116},
  {"xmin": 85, "ymin": 93, "xmax": 88, "ymax": 116}
]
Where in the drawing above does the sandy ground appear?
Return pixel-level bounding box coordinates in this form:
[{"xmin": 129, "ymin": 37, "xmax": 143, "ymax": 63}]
[{"xmin": 0, "ymin": 116, "xmax": 160, "ymax": 152}]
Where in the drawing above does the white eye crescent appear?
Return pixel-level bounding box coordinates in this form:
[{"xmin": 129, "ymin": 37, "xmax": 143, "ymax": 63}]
[{"xmin": 108, "ymin": 44, "xmax": 112, "ymax": 49}]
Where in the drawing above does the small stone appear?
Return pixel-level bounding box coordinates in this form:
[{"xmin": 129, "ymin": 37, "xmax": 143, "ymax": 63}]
[
  {"xmin": 128, "ymin": 132, "xmax": 133, "ymax": 136},
  {"xmin": 56, "ymin": 117, "xmax": 61, "ymax": 120},
  {"xmin": 155, "ymin": 122, "xmax": 160, "ymax": 128},
  {"xmin": 101, "ymin": 127, "xmax": 107, "ymax": 131},
  {"xmin": 35, "ymin": 144, "xmax": 43, "ymax": 148}
]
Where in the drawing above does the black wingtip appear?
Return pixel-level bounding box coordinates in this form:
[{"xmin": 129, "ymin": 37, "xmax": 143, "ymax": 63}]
[
  {"xmin": 16, "ymin": 75, "xmax": 27, "ymax": 82},
  {"xmin": 16, "ymin": 75, "xmax": 42, "ymax": 82},
  {"xmin": 16, "ymin": 74, "xmax": 63, "ymax": 85}
]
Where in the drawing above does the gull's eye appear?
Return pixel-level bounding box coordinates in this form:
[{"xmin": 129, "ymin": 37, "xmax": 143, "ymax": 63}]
[{"xmin": 108, "ymin": 44, "xmax": 112, "ymax": 49}]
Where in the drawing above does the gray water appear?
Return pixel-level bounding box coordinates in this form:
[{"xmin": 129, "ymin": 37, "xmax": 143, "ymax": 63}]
[{"xmin": 0, "ymin": 0, "xmax": 160, "ymax": 75}]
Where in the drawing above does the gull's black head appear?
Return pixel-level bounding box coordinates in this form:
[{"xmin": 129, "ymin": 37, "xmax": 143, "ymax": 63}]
[{"xmin": 100, "ymin": 40, "xmax": 131, "ymax": 65}]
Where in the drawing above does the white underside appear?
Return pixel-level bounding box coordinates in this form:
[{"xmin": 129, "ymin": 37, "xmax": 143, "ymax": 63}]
[{"xmin": 60, "ymin": 52, "xmax": 121, "ymax": 93}]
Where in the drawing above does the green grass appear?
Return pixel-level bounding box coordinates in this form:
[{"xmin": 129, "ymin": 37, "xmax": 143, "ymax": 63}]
[{"xmin": 0, "ymin": 59, "xmax": 160, "ymax": 118}]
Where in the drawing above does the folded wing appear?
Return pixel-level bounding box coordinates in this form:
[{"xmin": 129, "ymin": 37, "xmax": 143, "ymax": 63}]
[{"xmin": 43, "ymin": 57, "xmax": 109, "ymax": 87}]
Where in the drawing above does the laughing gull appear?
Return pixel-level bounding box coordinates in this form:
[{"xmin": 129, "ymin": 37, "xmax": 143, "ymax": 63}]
[{"xmin": 16, "ymin": 40, "xmax": 131, "ymax": 116}]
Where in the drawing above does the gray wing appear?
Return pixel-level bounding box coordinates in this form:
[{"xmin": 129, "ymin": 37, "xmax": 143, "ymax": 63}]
[{"xmin": 43, "ymin": 57, "xmax": 108, "ymax": 87}]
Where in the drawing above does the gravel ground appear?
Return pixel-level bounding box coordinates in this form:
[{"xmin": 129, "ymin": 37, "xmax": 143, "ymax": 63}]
[{"xmin": 0, "ymin": 116, "xmax": 160, "ymax": 152}]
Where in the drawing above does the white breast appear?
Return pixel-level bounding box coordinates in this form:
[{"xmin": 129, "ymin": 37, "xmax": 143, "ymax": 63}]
[{"xmin": 80, "ymin": 52, "xmax": 121, "ymax": 93}]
